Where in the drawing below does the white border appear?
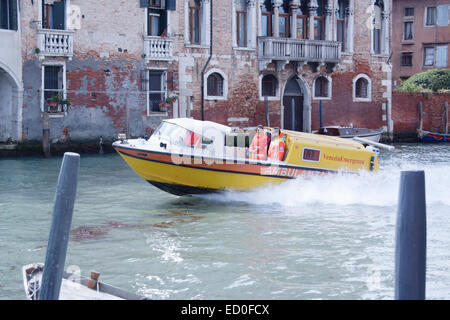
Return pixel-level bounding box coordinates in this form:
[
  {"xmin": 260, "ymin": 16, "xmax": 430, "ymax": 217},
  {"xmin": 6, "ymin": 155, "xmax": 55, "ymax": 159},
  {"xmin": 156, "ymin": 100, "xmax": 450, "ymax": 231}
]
[
  {"xmin": 352, "ymin": 74, "xmax": 372, "ymax": 102},
  {"xmin": 259, "ymin": 72, "xmax": 280, "ymax": 101},
  {"xmin": 204, "ymin": 68, "xmax": 228, "ymax": 101},
  {"xmin": 312, "ymin": 74, "xmax": 332, "ymax": 100}
]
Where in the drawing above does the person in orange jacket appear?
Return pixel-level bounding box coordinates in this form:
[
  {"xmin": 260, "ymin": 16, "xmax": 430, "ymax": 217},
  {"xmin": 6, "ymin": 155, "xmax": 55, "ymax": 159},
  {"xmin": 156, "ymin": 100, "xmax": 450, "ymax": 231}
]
[
  {"xmin": 268, "ymin": 127, "xmax": 286, "ymax": 161},
  {"xmin": 248, "ymin": 125, "xmax": 269, "ymax": 160}
]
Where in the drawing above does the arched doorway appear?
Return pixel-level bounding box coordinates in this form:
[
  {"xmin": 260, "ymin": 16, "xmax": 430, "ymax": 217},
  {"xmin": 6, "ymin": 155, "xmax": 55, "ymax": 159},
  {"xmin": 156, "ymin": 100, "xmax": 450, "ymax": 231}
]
[
  {"xmin": 283, "ymin": 77, "xmax": 304, "ymax": 131},
  {"xmin": 0, "ymin": 67, "xmax": 19, "ymax": 142}
]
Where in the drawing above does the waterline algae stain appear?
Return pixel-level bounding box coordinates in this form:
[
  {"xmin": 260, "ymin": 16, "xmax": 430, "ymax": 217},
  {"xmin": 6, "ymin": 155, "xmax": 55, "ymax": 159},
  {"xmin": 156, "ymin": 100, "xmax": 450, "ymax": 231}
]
[{"xmin": 0, "ymin": 144, "xmax": 449, "ymax": 299}]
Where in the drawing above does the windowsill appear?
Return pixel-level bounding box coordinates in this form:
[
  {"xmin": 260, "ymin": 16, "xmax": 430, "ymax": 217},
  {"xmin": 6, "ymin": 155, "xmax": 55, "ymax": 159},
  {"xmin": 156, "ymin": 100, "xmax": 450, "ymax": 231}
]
[
  {"xmin": 0, "ymin": 28, "xmax": 18, "ymax": 33},
  {"xmin": 401, "ymin": 65, "xmax": 413, "ymax": 68},
  {"xmin": 341, "ymin": 51, "xmax": 354, "ymax": 56},
  {"xmin": 233, "ymin": 47, "xmax": 256, "ymax": 52},
  {"xmin": 402, "ymin": 40, "xmax": 415, "ymax": 44},
  {"xmin": 371, "ymin": 53, "xmax": 390, "ymax": 58},
  {"xmin": 313, "ymin": 97, "xmax": 332, "ymax": 101},
  {"xmin": 353, "ymin": 98, "xmax": 372, "ymax": 103},
  {"xmin": 45, "ymin": 112, "xmax": 65, "ymax": 118},
  {"xmin": 259, "ymin": 96, "xmax": 280, "ymax": 101},
  {"xmin": 184, "ymin": 43, "xmax": 210, "ymax": 49},
  {"xmin": 147, "ymin": 112, "xmax": 168, "ymax": 117},
  {"xmin": 205, "ymin": 96, "xmax": 227, "ymax": 101}
]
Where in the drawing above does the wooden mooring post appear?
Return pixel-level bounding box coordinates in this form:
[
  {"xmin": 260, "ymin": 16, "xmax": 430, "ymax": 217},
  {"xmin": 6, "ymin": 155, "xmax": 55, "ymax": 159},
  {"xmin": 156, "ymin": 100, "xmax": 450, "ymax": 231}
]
[
  {"xmin": 42, "ymin": 112, "xmax": 51, "ymax": 158},
  {"xmin": 395, "ymin": 171, "xmax": 426, "ymax": 300},
  {"xmin": 445, "ymin": 101, "xmax": 448, "ymax": 135},
  {"xmin": 39, "ymin": 152, "xmax": 80, "ymax": 300}
]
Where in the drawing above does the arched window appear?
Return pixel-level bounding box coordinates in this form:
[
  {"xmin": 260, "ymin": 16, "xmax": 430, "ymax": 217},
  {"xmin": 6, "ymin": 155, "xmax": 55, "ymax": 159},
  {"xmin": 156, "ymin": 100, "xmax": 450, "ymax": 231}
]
[
  {"xmin": 353, "ymin": 75, "xmax": 371, "ymax": 101},
  {"xmin": 261, "ymin": 0, "xmax": 273, "ymax": 37},
  {"xmin": 207, "ymin": 72, "xmax": 224, "ymax": 97},
  {"xmin": 314, "ymin": 76, "xmax": 330, "ymax": 98},
  {"xmin": 261, "ymin": 74, "xmax": 278, "ymax": 97},
  {"xmin": 373, "ymin": 0, "xmax": 384, "ymax": 54}
]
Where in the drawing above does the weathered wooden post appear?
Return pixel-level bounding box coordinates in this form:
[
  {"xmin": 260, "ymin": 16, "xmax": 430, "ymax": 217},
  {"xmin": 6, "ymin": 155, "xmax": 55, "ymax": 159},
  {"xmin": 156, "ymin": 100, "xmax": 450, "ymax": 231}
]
[
  {"xmin": 264, "ymin": 96, "xmax": 270, "ymax": 127},
  {"xmin": 418, "ymin": 101, "xmax": 423, "ymax": 132},
  {"xmin": 39, "ymin": 152, "xmax": 80, "ymax": 300},
  {"xmin": 444, "ymin": 101, "xmax": 448, "ymax": 135},
  {"xmin": 395, "ymin": 170, "xmax": 426, "ymax": 300},
  {"xmin": 42, "ymin": 112, "xmax": 51, "ymax": 158},
  {"xmin": 319, "ymin": 100, "xmax": 323, "ymax": 128}
]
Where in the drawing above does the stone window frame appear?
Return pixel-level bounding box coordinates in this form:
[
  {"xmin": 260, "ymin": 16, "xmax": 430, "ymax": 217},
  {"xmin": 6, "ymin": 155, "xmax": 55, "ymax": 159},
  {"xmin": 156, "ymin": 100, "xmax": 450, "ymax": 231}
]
[
  {"xmin": 204, "ymin": 68, "xmax": 228, "ymax": 101},
  {"xmin": 38, "ymin": 0, "xmax": 71, "ymax": 31},
  {"xmin": 184, "ymin": 0, "xmax": 210, "ymax": 48},
  {"xmin": 402, "ymin": 20, "xmax": 414, "ymax": 41},
  {"xmin": 424, "ymin": 6, "xmax": 437, "ymax": 26},
  {"xmin": 259, "ymin": 72, "xmax": 280, "ymax": 101},
  {"xmin": 40, "ymin": 61, "xmax": 67, "ymax": 115},
  {"xmin": 145, "ymin": 68, "xmax": 168, "ymax": 116},
  {"xmin": 312, "ymin": 74, "xmax": 332, "ymax": 100},
  {"xmin": 352, "ymin": 74, "xmax": 372, "ymax": 102}
]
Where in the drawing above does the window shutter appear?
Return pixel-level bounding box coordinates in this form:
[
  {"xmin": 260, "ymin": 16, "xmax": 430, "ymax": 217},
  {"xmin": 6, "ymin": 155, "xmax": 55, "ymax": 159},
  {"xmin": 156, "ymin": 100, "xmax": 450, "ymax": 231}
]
[
  {"xmin": 140, "ymin": 0, "xmax": 150, "ymax": 8},
  {"xmin": 52, "ymin": 1, "xmax": 65, "ymax": 30},
  {"xmin": 140, "ymin": 70, "xmax": 149, "ymax": 92},
  {"xmin": 436, "ymin": 46, "xmax": 448, "ymax": 67},
  {"xmin": 159, "ymin": 9, "xmax": 167, "ymax": 35},
  {"xmin": 166, "ymin": 0, "xmax": 176, "ymax": 10},
  {"xmin": 437, "ymin": 5, "xmax": 449, "ymax": 26},
  {"xmin": 8, "ymin": 0, "xmax": 18, "ymax": 30}
]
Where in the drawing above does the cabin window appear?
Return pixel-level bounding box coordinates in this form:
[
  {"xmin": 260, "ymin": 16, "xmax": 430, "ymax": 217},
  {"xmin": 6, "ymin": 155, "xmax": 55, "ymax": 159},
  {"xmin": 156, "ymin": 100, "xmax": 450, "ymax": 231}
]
[
  {"xmin": 42, "ymin": 0, "xmax": 66, "ymax": 30},
  {"xmin": 302, "ymin": 148, "xmax": 321, "ymax": 162}
]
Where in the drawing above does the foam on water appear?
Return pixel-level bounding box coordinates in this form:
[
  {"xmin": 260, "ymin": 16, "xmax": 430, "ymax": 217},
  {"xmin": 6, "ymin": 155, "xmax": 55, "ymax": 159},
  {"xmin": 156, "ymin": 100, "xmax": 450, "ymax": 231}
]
[{"xmin": 203, "ymin": 160, "xmax": 450, "ymax": 208}]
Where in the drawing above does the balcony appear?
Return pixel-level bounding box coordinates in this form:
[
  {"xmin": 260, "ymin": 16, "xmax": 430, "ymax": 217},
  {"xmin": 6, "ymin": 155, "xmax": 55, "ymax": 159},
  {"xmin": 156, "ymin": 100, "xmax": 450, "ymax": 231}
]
[
  {"xmin": 37, "ymin": 29, "xmax": 74, "ymax": 60},
  {"xmin": 258, "ymin": 37, "xmax": 341, "ymax": 71},
  {"xmin": 143, "ymin": 36, "xmax": 174, "ymax": 61}
]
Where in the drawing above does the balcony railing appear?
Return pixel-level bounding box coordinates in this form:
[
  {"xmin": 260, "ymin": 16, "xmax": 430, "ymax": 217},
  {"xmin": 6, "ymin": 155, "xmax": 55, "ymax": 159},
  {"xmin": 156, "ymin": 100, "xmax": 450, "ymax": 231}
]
[
  {"xmin": 37, "ymin": 29, "xmax": 74, "ymax": 59},
  {"xmin": 143, "ymin": 36, "xmax": 174, "ymax": 61},
  {"xmin": 258, "ymin": 37, "xmax": 341, "ymax": 64}
]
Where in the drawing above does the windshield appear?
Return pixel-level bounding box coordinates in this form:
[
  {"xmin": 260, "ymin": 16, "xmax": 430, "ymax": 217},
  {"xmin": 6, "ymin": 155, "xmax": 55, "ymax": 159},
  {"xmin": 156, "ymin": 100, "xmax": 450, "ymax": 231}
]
[{"xmin": 152, "ymin": 122, "xmax": 207, "ymax": 148}]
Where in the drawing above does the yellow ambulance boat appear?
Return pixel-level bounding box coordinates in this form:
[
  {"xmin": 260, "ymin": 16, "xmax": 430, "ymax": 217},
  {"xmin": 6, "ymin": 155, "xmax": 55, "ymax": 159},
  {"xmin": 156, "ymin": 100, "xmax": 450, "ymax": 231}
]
[{"xmin": 113, "ymin": 118, "xmax": 388, "ymax": 196}]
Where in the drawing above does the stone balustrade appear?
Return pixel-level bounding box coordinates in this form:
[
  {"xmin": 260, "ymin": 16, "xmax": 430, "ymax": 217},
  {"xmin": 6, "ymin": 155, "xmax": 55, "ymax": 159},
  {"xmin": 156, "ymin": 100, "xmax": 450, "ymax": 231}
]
[
  {"xmin": 37, "ymin": 29, "xmax": 74, "ymax": 60},
  {"xmin": 143, "ymin": 36, "xmax": 174, "ymax": 61}
]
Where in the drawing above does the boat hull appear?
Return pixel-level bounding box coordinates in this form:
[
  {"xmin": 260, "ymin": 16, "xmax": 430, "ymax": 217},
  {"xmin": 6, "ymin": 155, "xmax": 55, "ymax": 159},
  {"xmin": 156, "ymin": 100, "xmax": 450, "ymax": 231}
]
[{"xmin": 115, "ymin": 146, "xmax": 332, "ymax": 195}]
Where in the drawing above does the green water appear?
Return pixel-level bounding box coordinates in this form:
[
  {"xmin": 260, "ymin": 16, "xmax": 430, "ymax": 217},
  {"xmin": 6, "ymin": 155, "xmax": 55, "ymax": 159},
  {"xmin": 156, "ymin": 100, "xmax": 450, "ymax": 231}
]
[{"xmin": 1, "ymin": 144, "xmax": 449, "ymax": 299}]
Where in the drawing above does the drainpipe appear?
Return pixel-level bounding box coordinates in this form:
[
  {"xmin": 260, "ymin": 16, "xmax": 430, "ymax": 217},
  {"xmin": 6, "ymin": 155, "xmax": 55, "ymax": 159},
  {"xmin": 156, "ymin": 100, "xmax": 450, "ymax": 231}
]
[{"xmin": 201, "ymin": 0, "xmax": 213, "ymax": 121}]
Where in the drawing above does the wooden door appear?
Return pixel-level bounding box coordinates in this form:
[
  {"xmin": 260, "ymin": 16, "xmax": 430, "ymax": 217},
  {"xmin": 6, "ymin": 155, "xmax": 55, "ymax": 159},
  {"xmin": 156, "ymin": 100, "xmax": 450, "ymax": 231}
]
[{"xmin": 283, "ymin": 96, "xmax": 303, "ymax": 131}]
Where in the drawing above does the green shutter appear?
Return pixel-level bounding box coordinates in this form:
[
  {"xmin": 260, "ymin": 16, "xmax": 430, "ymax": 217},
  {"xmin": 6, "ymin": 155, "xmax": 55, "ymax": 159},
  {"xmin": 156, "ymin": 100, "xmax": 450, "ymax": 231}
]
[
  {"xmin": 8, "ymin": 0, "xmax": 17, "ymax": 30},
  {"xmin": 166, "ymin": 0, "xmax": 176, "ymax": 10},
  {"xmin": 159, "ymin": 9, "xmax": 167, "ymax": 36},
  {"xmin": 52, "ymin": 1, "xmax": 65, "ymax": 30}
]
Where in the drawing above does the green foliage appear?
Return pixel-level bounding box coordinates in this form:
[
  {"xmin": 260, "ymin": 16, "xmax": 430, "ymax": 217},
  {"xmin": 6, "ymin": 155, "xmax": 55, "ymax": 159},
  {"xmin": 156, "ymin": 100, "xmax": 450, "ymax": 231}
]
[{"xmin": 396, "ymin": 69, "xmax": 450, "ymax": 93}]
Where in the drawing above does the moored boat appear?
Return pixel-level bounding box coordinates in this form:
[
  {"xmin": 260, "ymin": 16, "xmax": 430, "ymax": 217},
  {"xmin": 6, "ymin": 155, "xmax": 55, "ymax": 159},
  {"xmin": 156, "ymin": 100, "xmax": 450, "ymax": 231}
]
[
  {"xmin": 418, "ymin": 129, "xmax": 450, "ymax": 142},
  {"xmin": 316, "ymin": 126, "xmax": 384, "ymax": 142},
  {"xmin": 113, "ymin": 118, "xmax": 383, "ymax": 196}
]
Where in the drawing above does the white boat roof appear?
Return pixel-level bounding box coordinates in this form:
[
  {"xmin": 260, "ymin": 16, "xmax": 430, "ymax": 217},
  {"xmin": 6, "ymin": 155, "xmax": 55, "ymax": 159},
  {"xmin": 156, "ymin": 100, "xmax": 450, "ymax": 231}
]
[{"xmin": 163, "ymin": 118, "xmax": 231, "ymax": 139}]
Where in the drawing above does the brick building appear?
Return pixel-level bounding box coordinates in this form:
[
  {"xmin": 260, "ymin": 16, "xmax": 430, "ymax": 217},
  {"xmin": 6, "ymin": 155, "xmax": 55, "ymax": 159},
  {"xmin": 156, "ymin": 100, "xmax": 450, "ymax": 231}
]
[
  {"xmin": 392, "ymin": 0, "xmax": 450, "ymax": 85},
  {"xmin": 0, "ymin": 0, "xmax": 393, "ymax": 145}
]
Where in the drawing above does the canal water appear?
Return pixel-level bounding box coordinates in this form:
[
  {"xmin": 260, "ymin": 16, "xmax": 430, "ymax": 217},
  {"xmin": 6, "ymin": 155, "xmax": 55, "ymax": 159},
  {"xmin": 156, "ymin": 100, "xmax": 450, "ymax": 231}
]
[{"xmin": 0, "ymin": 144, "xmax": 449, "ymax": 300}]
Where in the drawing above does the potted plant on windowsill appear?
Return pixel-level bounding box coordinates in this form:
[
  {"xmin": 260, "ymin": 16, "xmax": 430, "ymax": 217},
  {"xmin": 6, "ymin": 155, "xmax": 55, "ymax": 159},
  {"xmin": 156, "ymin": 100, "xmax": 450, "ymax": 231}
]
[{"xmin": 46, "ymin": 94, "xmax": 62, "ymax": 113}]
